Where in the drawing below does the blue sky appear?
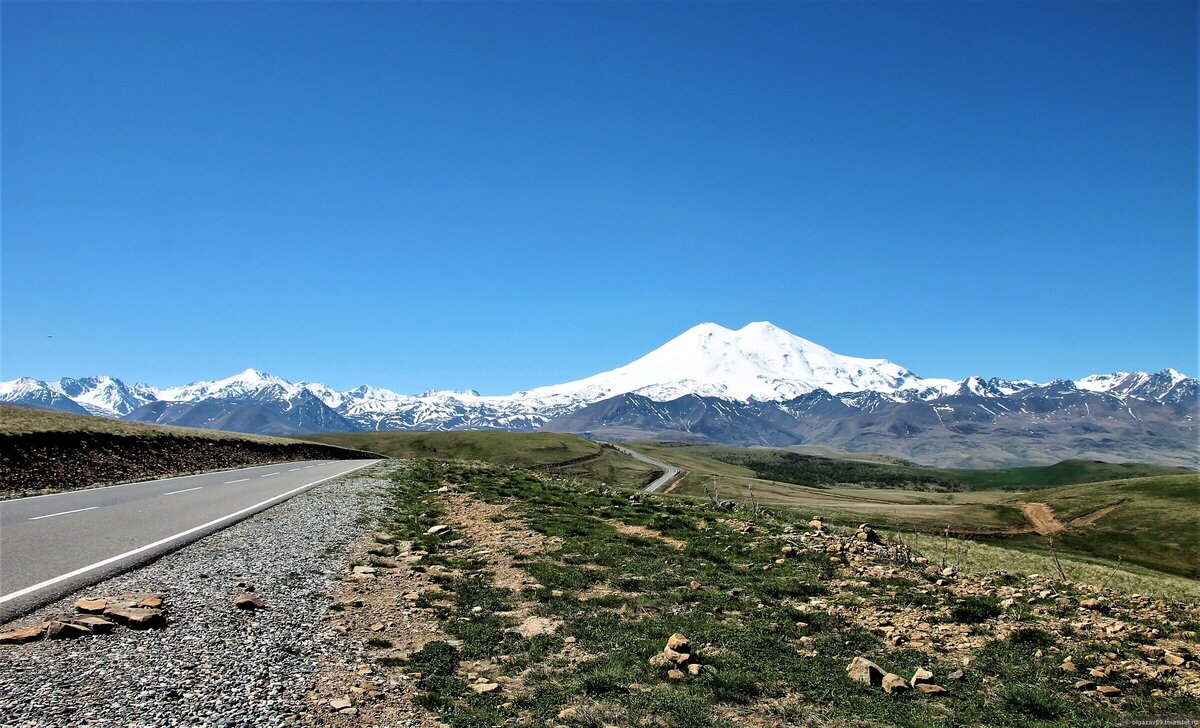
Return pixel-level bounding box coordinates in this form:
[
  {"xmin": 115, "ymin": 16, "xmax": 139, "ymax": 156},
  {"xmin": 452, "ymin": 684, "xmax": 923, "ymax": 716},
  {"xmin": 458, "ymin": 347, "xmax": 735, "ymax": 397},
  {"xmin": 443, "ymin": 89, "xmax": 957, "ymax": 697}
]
[{"xmin": 2, "ymin": 1, "xmax": 1195, "ymax": 392}]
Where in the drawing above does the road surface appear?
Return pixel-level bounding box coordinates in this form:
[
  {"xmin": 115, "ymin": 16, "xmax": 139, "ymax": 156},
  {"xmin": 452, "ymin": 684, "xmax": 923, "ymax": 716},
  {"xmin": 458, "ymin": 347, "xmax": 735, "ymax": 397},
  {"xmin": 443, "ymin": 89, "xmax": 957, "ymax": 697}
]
[
  {"xmin": 608, "ymin": 444, "xmax": 681, "ymax": 493},
  {"xmin": 0, "ymin": 458, "xmax": 379, "ymax": 622}
]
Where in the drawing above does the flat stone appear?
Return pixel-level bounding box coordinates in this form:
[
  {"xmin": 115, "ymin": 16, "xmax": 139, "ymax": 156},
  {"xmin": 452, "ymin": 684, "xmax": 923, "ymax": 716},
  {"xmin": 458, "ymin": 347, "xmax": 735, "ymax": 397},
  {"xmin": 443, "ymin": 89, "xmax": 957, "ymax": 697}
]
[
  {"xmin": 74, "ymin": 598, "xmax": 108, "ymax": 614},
  {"xmin": 666, "ymin": 669, "xmax": 685, "ymax": 680},
  {"xmin": 1095, "ymin": 686, "xmax": 1121, "ymax": 697},
  {"xmin": 687, "ymin": 663, "xmax": 702, "ymax": 676},
  {"xmin": 352, "ymin": 565, "xmax": 377, "ymax": 575},
  {"xmin": 910, "ymin": 667, "xmax": 935, "ymax": 687},
  {"xmin": 47, "ymin": 620, "xmax": 92, "ymax": 640},
  {"xmin": 426, "ymin": 525, "xmax": 452, "ymax": 536},
  {"xmin": 70, "ymin": 616, "xmax": 116, "ymax": 634},
  {"xmin": 0, "ymin": 626, "xmax": 46, "ymax": 644},
  {"xmin": 915, "ymin": 683, "xmax": 947, "ymax": 695},
  {"xmin": 135, "ymin": 594, "xmax": 164, "ymax": 609},
  {"xmin": 103, "ymin": 605, "xmax": 166, "ymax": 629},
  {"xmin": 328, "ymin": 697, "xmax": 352, "ymax": 711},
  {"xmin": 369, "ymin": 623, "xmax": 386, "ymax": 632},
  {"xmin": 1074, "ymin": 680, "xmax": 1095, "ymax": 690},
  {"xmin": 469, "ymin": 682, "xmax": 499, "ymax": 694}
]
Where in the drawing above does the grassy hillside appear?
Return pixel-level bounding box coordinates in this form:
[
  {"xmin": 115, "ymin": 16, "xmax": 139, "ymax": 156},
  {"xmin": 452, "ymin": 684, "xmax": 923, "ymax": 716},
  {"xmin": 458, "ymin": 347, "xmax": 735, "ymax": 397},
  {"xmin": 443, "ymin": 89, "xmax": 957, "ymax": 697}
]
[
  {"xmin": 301, "ymin": 431, "xmax": 662, "ymax": 488},
  {"xmin": 325, "ymin": 459, "xmax": 1200, "ymax": 727},
  {"xmin": 0, "ymin": 405, "xmax": 374, "ymax": 497},
  {"xmin": 1002, "ymin": 474, "xmax": 1200, "ymax": 578},
  {"xmin": 631, "ymin": 441, "xmax": 1199, "ymax": 583},
  {"xmin": 676, "ymin": 443, "xmax": 1192, "ymax": 492},
  {"xmin": 0, "ymin": 404, "xmax": 295, "ymax": 441}
]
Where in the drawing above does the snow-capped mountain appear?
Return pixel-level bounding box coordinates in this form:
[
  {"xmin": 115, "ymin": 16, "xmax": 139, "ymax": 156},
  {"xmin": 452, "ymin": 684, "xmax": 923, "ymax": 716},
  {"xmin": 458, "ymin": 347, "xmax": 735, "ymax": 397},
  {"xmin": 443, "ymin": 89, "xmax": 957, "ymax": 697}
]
[{"xmin": 1, "ymin": 321, "xmax": 1194, "ymax": 465}]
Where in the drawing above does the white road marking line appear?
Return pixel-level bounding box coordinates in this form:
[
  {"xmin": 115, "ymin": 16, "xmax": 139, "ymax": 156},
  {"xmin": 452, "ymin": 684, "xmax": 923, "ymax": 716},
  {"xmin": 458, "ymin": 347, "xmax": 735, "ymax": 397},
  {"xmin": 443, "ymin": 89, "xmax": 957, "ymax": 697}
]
[
  {"xmin": 260, "ymin": 473, "xmax": 279, "ymax": 478},
  {"xmin": 0, "ymin": 461, "xmax": 379, "ymax": 605},
  {"xmin": 29, "ymin": 506, "xmax": 99, "ymax": 521},
  {"xmin": 224, "ymin": 478, "xmax": 250, "ymax": 484},
  {"xmin": 287, "ymin": 468, "xmax": 301, "ymax": 472},
  {"xmin": 162, "ymin": 487, "xmax": 203, "ymax": 496},
  {"xmin": 303, "ymin": 465, "xmax": 314, "ymax": 469}
]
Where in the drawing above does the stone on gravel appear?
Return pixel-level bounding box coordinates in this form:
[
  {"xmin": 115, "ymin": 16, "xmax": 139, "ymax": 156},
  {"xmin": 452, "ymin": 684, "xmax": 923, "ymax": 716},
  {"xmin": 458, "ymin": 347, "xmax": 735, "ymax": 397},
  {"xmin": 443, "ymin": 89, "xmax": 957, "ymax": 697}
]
[
  {"xmin": 70, "ymin": 616, "xmax": 116, "ymax": 634},
  {"xmin": 426, "ymin": 525, "xmax": 452, "ymax": 536},
  {"xmin": 235, "ymin": 593, "xmax": 265, "ymax": 610},
  {"xmin": 102, "ymin": 605, "xmax": 165, "ymax": 629},
  {"xmin": 0, "ymin": 626, "xmax": 45, "ymax": 644},
  {"xmin": 74, "ymin": 598, "xmax": 108, "ymax": 614},
  {"xmin": 46, "ymin": 620, "xmax": 92, "ymax": 640}
]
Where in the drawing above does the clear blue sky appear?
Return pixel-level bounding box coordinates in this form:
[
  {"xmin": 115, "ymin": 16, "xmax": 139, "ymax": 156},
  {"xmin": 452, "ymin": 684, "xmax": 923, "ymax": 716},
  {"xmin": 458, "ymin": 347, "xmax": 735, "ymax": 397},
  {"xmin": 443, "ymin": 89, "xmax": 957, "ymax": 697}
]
[{"xmin": 2, "ymin": 1, "xmax": 1196, "ymax": 392}]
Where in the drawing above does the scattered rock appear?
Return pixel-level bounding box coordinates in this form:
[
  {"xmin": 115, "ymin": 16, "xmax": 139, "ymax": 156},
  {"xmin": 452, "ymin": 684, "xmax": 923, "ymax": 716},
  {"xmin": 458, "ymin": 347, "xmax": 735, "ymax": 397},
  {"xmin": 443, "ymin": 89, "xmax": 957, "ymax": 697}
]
[
  {"xmin": 667, "ymin": 669, "xmax": 685, "ymax": 680},
  {"xmin": 74, "ymin": 598, "xmax": 108, "ymax": 614},
  {"xmin": 235, "ymin": 593, "xmax": 265, "ymax": 610},
  {"xmin": 915, "ymin": 683, "xmax": 948, "ymax": 695},
  {"xmin": 469, "ymin": 682, "xmax": 499, "ymax": 694},
  {"xmin": 1074, "ymin": 680, "xmax": 1095, "ymax": 690},
  {"xmin": 0, "ymin": 626, "xmax": 45, "ymax": 644},
  {"xmin": 1095, "ymin": 685, "xmax": 1121, "ymax": 697},
  {"xmin": 1061, "ymin": 658, "xmax": 1077, "ymax": 673},
  {"xmin": 426, "ymin": 525, "xmax": 452, "ymax": 537},
  {"xmin": 1163, "ymin": 652, "xmax": 1185, "ymax": 666},
  {"xmin": 687, "ymin": 663, "xmax": 702, "ymax": 676},
  {"xmin": 328, "ymin": 696, "xmax": 352, "ymax": 711},
  {"xmin": 847, "ymin": 657, "xmax": 886, "ymax": 686},
  {"xmin": 947, "ymin": 670, "xmax": 965, "ymax": 681},
  {"xmin": 71, "ymin": 616, "xmax": 116, "ymax": 634},
  {"xmin": 666, "ymin": 633, "xmax": 690, "ymax": 654},
  {"xmin": 352, "ymin": 565, "xmax": 376, "ymax": 575},
  {"xmin": 910, "ymin": 667, "xmax": 935, "ymax": 687},
  {"xmin": 102, "ymin": 605, "xmax": 166, "ymax": 629},
  {"xmin": 882, "ymin": 673, "xmax": 909, "ymax": 694},
  {"xmin": 46, "ymin": 621, "xmax": 92, "ymax": 640}
]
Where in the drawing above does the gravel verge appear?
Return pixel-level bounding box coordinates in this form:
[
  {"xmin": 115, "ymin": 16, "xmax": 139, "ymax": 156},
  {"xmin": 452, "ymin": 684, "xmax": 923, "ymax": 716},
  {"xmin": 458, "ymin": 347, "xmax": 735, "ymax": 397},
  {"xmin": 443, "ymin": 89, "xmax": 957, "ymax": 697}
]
[{"xmin": 0, "ymin": 461, "xmax": 400, "ymax": 728}]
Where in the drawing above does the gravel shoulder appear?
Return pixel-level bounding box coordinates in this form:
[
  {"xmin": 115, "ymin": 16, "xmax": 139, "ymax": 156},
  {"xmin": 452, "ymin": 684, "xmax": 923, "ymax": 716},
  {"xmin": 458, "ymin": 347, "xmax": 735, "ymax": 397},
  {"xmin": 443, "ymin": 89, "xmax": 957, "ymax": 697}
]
[{"xmin": 0, "ymin": 461, "xmax": 401, "ymax": 728}]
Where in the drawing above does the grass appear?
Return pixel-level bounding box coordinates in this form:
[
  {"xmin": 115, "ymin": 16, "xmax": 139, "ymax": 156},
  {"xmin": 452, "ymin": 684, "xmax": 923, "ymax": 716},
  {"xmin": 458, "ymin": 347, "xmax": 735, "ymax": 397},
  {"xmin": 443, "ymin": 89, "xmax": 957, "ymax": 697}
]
[
  {"xmin": 645, "ymin": 442, "xmax": 1193, "ymax": 493},
  {"xmin": 302, "ymin": 431, "xmax": 660, "ymax": 488},
  {"xmin": 362, "ymin": 459, "xmax": 1198, "ymax": 727},
  {"xmin": 630, "ymin": 441, "xmax": 1199, "ymax": 584},
  {"xmin": 300, "ymin": 431, "xmax": 601, "ymax": 467},
  {"xmin": 1002, "ymin": 474, "xmax": 1200, "ymax": 578}
]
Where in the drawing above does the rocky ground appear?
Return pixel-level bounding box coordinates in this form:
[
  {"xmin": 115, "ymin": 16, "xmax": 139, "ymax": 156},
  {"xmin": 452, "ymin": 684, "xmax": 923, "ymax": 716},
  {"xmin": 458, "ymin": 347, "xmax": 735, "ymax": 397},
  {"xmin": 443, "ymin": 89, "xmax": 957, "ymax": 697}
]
[{"xmin": 0, "ymin": 463, "xmax": 399, "ymax": 728}]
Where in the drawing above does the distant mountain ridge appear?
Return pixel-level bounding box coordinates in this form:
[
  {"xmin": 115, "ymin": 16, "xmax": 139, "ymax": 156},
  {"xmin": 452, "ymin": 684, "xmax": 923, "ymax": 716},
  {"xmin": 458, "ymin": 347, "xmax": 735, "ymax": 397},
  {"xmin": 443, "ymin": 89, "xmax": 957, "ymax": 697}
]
[{"xmin": 1, "ymin": 322, "xmax": 1195, "ymax": 466}]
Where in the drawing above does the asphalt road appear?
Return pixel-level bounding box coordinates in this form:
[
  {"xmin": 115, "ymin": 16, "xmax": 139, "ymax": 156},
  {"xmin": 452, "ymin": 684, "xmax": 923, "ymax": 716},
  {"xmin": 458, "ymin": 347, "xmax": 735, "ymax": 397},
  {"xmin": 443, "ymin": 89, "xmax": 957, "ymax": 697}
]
[
  {"xmin": 608, "ymin": 444, "xmax": 681, "ymax": 493},
  {"xmin": 0, "ymin": 458, "xmax": 378, "ymax": 623}
]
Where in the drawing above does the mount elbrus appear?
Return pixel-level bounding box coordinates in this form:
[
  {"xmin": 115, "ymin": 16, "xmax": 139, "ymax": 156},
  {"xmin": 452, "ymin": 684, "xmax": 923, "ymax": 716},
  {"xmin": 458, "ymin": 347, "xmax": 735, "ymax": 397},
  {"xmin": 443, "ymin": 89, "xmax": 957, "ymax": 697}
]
[{"xmin": 3, "ymin": 322, "xmax": 1194, "ymax": 467}]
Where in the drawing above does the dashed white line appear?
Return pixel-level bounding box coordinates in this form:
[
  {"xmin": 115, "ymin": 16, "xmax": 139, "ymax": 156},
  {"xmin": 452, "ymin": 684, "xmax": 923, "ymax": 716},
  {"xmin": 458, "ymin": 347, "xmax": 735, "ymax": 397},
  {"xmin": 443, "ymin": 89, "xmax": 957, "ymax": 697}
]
[
  {"xmin": 303, "ymin": 466, "xmax": 314, "ymax": 469},
  {"xmin": 287, "ymin": 468, "xmax": 301, "ymax": 472},
  {"xmin": 260, "ymin": 473, "xmax": 279, "ymax": 478},
  {"xmin": 29, "ymin": 506, "xmax": 99, "ymax": 521},
  {"xmin": 0, "ymin": 461, "xmax": 379, "ymax": 606},
  {"xmin": 162, "ymin": 487, "xmax": 203, "ymax": 496},
  {"xmin": 225, "ymin": 478, "xmax": 250, "ymax": 484}
]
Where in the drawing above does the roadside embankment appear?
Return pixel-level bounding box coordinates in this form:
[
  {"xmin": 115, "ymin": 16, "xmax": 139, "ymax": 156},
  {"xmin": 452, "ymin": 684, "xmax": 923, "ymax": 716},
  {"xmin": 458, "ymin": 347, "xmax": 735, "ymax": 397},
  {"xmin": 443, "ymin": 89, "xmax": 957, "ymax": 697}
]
[{"xmin": 0, "ymin": 405, "xmax": 380, "ymax": 497}]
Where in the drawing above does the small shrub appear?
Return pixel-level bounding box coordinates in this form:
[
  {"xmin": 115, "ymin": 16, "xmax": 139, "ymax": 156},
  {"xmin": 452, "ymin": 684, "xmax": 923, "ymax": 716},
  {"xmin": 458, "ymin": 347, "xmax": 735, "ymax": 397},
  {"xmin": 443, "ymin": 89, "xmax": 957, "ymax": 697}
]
[
  {"xmin": 952, "ymin": 595, "xmax": 1002, "ymax": 624},
  {"xmin": 1001, "ymin": 684, "xmax": 1066, "ymax": 720},
  {"xmin": 1008, "ymin": 627, "xmax": 1054, "ymax": 647}
]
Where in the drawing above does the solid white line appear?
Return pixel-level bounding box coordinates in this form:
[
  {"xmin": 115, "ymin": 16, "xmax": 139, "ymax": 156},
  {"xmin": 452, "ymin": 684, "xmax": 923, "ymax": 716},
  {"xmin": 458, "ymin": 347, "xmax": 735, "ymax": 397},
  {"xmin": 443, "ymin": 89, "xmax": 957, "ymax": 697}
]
[
  {"xmin": 224, "ymin": 478, "xmax": 250, "ymax": 484},
  {"xmin": 0, "ymin": 461, "xmax": 379, "ymax": 605},
  {"xmin": 162, "ymin": 487, "xmax": 203, "ymax": 496},
  {"xmin": 2, "ymin": 461, "xmax": 317, "ymax": 503},
  {"xmin": 260, "ymin": 473, "xmax": 279, "ymax": 478},
  {"xmin": 29, "ymin": 506, "xmax": 99, "ymax": 521}
]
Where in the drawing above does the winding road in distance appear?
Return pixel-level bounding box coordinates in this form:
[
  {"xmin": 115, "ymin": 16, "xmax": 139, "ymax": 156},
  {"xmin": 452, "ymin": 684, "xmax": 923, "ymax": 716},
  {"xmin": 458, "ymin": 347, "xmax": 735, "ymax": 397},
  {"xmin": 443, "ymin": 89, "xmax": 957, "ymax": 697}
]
[
  {"xmin": 0, "ymin": 458, "xmax": 378, "ymax": 622},
  {"xmin": 607, "ymin": 443, "xmax": 681, "ymax": 493}
]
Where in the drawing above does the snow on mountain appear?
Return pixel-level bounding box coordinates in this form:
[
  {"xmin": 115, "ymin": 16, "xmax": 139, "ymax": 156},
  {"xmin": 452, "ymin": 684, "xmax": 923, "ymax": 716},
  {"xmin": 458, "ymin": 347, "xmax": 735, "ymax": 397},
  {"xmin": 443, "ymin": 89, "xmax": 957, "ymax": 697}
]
[
  {"xmin": 508, "ymin": 321, "xmax": 958, "ymax": 408},
  {"xmin": 1, "ymin": 323, "xmax": 1193, "ymax": 435}
]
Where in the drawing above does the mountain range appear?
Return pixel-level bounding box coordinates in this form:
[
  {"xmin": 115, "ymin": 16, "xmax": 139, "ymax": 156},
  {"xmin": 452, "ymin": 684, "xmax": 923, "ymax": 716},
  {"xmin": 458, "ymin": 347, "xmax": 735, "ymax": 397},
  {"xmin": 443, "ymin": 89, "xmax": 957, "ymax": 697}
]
[{"xmin": 2, "ymin": 322, "xmax": 1195, "ymax": 467}]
